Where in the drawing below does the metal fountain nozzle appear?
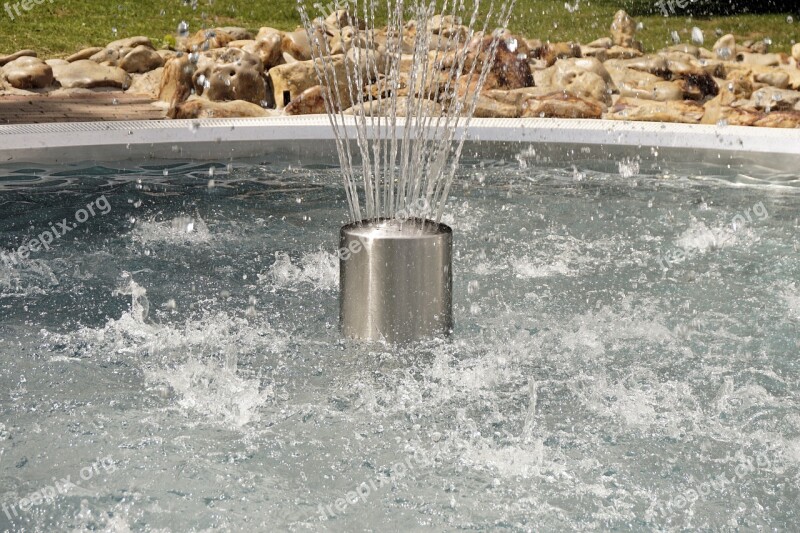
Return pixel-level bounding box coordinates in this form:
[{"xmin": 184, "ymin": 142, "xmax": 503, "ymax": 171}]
[{"xmin": 339, "ymin": 218, "xmax": 453, "ymax": 343}]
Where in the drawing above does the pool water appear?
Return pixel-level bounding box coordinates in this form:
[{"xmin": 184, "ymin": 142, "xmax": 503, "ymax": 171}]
[{"xmin": 0, "ymin": 152, "xmax": 799, "ymax": 531}]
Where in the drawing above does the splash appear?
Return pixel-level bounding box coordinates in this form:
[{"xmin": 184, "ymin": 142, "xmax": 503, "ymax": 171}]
[{"xmin": 259, "ymin": 250, "xmax": 339, "ymax": 291}]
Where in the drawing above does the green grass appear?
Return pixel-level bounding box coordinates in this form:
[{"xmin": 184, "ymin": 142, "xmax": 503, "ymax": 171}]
[{"xmin": 0, "ymin": 0, "xmax": 797, "ymax": 58}]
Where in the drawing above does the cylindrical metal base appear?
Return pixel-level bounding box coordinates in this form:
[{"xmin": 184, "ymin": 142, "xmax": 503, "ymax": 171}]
[{"xmin": 339, "ymin": 218, "xmax": 453, "ymax": 343}]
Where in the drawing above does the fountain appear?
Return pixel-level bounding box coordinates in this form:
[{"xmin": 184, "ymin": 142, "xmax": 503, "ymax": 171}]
[{"xmin": 299, "ymin": 0, "xmax": 515, "ymax": 341}]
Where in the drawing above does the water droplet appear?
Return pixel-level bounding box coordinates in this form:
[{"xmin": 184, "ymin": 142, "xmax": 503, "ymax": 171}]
[
  {"xmin": 670, "ymin": 31, "xmax": 681, "ymax": 44},
  {"xmin": 691, "ymin": 27, "xmax": 704, "ymax": 45},
  {"xmin": 178, "ymin": 21, "xmax": 189, "ymax": 37},
  {"xmin": 163, "ymin": 169, "xmax": 169, "ymax": 176},
  {"xmin": 467, "ymin": 280, "xmax": 479, "ymax": 294},
  {"xmin": 787, "ymin": 16, "xmax": 794, "ymax": 24}
]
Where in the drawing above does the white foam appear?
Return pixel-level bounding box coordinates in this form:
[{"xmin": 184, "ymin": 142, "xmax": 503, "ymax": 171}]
[
  {"xmin": 0, "ymin": 257, "xmax": 59, "ymax": 298},
  {"xmin": 259, "ymin": 250, "xmax": 338, "ymax": 291},
  {"xmin": 145, "ymin": 359, "xmax": 272, "ymax": 428},
  {"xmin": 131, "ymin": 215, "xmax": 212, "ymax": 246}
]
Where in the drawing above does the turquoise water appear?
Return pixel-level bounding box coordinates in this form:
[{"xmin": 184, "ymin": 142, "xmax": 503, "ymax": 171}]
[{"xmin": 0, "ymin": 154, "xmax": 798, "ymax": 531}]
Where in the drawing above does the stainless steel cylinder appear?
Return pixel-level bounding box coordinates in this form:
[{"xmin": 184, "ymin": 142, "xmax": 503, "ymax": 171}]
[{"xmin": 339, "ymin": 218, "xmax": 453, "ymax": 343}]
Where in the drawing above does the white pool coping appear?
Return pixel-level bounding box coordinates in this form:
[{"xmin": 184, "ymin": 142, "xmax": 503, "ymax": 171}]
[{"xmin": 1, "ymin": 116, "xmax": 800, "ymax": 164}]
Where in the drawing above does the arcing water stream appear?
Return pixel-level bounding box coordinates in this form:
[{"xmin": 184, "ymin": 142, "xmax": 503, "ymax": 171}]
[{"xmin": 299, "ymin": 0, "xmax": 515, "ymax": 223}]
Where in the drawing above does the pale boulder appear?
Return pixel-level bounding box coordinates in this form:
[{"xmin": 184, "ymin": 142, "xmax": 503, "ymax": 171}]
[
  {"xmin": 171, "ymin": 98, "xmax": 275, "ymax": 119},
  {"xmin": 52, "ymin": 60, "xmax": 131, "ymax": 89},
  {"xmin": 606, "ymin": 97, "xmax": 705, "ymax": 123},
  {"xmin": 0, "ymin": 50, "xmax": 36, "ymax": 67},
  {"xmin": 119, "ymin": 45, "xmax": 165, "ymax": 74},
  {"xmin": 2, "ymin": 56, "xmax": 53, "ymax": 89},
  {"xmin": 193, "ymin": 48, "xmax": 267, "ymax": 104}
]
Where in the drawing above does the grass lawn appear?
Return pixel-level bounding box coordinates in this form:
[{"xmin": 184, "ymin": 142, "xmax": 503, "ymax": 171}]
[{"xmin": 0, "ymin": 0, "xmax": 797, "ymax": 58}]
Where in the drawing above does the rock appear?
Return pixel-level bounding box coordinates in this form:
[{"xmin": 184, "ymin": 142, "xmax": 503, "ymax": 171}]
[
  {"xmin": 344, "ymin": 97, "xmax": 442, "ymax": 117},
  {"xmin": 778, "ymin": 67, "xmax": 800, "ymax": 90},
  {"xmin": 467, "ymin": 31, "xmax": 533, "ymax": 90},
  {"xmin": 219, "ymin": 27, "xmax": 253, "ymax": 41},
  {"xmin": 735, "ymin": 52, "xmax": 785, "ymax": 67},
  {"xmin": 1, "ymin": 56, "xmax": 53, "ymax": 89},
  {"xmin": 66, "ymin": 47, "xmax": 104, "ymax": 62},
  {"xmin": 536, "ymin": 59, "xmax": 613, "ymax": 104},
  {"xmin": 256, "ymin": 27, "xmax": 285, "ymax": 41},
  {"xmin": 193, "ymin": 48, "xmax": 267, "ymax": 105},
  {"xmin": 619, "ymin": 80, "xmax": 684, "ymax": 102},
  {"xmin": 473, "ymin": 95, "xmax": 519, "ymax": 118},
  {"xmin": 52, "ymin": 60, "xmax": 131, "ymax": 89},
  {"xmin": 372, "ymin": 29, "xmax": 416, "ymax": 55},
  {"xmin": 710, "ymin": 106, "xmax": 800, "ymax": 128},
  {"xmin": 45, "ymin": 59, "xmax": 69, "ymax": 67},
  {"xmin": 793, "ymin": 43, "xmax": 800, "ymax": 64},
  {"xmin": 284, "ymin": 85, "xmax": 327, "ymax": 115},
  {"xmin": 608, "ymin": 56, "xmax": 669, "ymax": 77},
  {"xmin": 606, "ymin": 97, "xmax": 705, "ymax": 123},
  {"xmin": 324, "ymin": 9, "xmax": 365, "ymax": 34},
  {"xmin": 747, "ymin": 87, "xmax": 800, "ymax": 111},
  {"xmin": 158, "ymin": 54, "xmax": 195, "ymax": 104},
  {"xmin": 171, "ymin": 98, "xmax": 275, "ymax": 119},
  {"xmin": 587, "ymin": 37, "xmax": 613, "ymax": 49},
  {"xmin": 0, "ymin": 50, "xmax": 36, "ymax": 67},
  {"xmin": 665, "ymin": 44, "xmax": 700, "ymax": 57},
  {"xmin": 713, "ymin": 34, "xmax": 736, "ymax": 60},
  {"xmin": 751, "ymin": 110, "xmax": 800, "ymax": 127},
  {"xmin": 753, "ymin": 69, "xmax": 790, "ymax": 89},
  {"xmin": 89, "ymin": 48, "xmax": 121, "ymax": 65},
  {"xmin": 664, "ymin": 56, "xmax": 724, "ymax": 79},
  {"xmin": 605, "ymin": 64, "xmax": 662, "ymax": 90},
  {"xmin": 282, "ymin": 29, "xmax": 315, "ymax": 61},
  {"xmin": 243, "ymin": 33, "xmax": 284, "ymax": 70},
  {"xmin": 185, "ymin": 29, "xmax": 235, "ymax": 52},
  {"xmin": 531, "ymin": 42, "xmax": 582, "ymax": 67},
  {"xmin": 107, "ymin": 36, "xmax": 154, "ymax": 51},
  {"xmin": 428, "ymin": 14, "xmax": 461, "ymax": 34},
  {"xmin": 126, "ymin": 67, "xmax": 164, "ymax": 98},
  {"xmin": 521, "ymin": 93, "xmax": 604, "ymax": 119},
  {"xmin": 269, "ymin": 49, "xmax": 380, "ymax": 109},
  {"xmin": 610, "ymin": 10, "xmax": 639, "ymax": 50},
  {"xmin": 484, "ymin": 86, "xmax": 559, "ymax": 107},
  {"xmin": 330, "ymin": 26, "xmax": 367, "ymax": 55},
  {"xmin": 228, "ymin": 39, "xmax": 254, "ymax": 49},
  {"xmin": 580, "ymin": 46, "xmax": 608, "ymax": 62},
  {"xmin": 119, "ymin": 45, "xmax": 165, "ymax": 73},
  {"xmin": 604, "ymin": 46, "xmax": 643, "ymax": 60}
]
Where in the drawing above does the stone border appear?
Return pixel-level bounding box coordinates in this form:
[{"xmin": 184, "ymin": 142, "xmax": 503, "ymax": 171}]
[{"xmin": 1, "ymin": 116, "xmax": 800, "ymax": 164}]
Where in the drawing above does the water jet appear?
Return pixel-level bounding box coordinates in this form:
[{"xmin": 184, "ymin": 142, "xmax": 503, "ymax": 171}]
[{"xmin": 300, "ymin": 0, "xmax": 514, "ymax": 341}]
